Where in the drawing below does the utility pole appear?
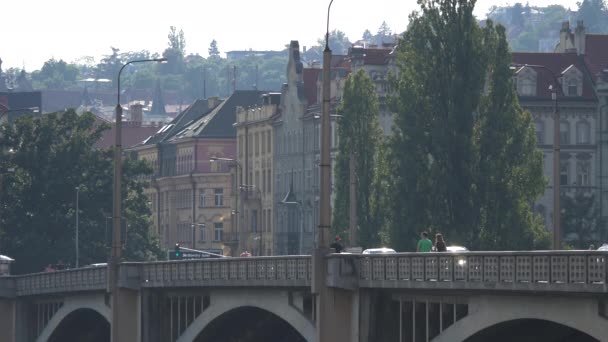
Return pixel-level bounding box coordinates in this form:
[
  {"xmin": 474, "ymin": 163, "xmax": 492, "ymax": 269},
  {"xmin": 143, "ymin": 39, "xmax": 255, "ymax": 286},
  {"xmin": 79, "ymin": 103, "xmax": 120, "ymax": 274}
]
[
  {"xmin": 313, "ymin": 2, "xmax": 334, "ymax": 342},
  {"xmin": 349, "ymin": 153, "xmax": 357, "ymax": 246}
]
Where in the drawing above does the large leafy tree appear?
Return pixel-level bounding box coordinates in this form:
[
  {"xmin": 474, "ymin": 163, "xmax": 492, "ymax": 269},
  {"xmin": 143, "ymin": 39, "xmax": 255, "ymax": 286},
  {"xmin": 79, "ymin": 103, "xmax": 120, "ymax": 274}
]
[
  {"xmin": 387, "ymin": 0, "xmax": 546, "ymax": 251},
  {"xmin": 332, "ymin": 69, "xmax": 382, "ymax": 248},
  {"xmin": 473, "ymin": 21, "xmax": 548, "ymax": 250},
  {"xmin": 0, "ymin": 110, "xmax": 162, "ymax": 274},
  {"xmin": 577, "ymin": 0, "xmax": 608, "ymax": 33}
]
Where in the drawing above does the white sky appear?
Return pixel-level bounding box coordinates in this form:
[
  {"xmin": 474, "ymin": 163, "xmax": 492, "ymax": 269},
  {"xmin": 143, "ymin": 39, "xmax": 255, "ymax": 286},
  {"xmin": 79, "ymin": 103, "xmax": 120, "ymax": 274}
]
[{"xmin": 2, "ymin": 0, "xmax": 579, "ymax": 70}]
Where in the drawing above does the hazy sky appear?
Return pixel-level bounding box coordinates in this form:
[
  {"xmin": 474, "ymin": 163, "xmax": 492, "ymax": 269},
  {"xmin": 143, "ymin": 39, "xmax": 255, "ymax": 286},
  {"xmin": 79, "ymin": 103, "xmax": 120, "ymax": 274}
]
[{"xmin": 2, "ymin": 0, "xmax": 579, "ymax": 70}]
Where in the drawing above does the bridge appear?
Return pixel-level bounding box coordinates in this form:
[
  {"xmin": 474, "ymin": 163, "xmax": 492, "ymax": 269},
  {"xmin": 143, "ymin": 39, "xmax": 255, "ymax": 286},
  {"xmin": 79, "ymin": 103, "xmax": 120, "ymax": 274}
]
[{"xmin": 0, "ymin": 251, "xmax": 606, "ymax": 342}]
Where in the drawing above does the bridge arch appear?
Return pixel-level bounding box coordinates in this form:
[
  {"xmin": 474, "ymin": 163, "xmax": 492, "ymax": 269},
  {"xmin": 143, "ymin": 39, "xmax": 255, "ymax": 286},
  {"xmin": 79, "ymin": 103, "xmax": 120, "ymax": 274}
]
[
  {"xmin": 177, "ymin": 290, "xmax": 315, "ymax": 342},
  {"xmin": 36, "ymin": 296, "xmax": 110, "ymax": 342},
  {"xmin": 433, "ymin": 295, "xmax": 606, "ymax": 342}
]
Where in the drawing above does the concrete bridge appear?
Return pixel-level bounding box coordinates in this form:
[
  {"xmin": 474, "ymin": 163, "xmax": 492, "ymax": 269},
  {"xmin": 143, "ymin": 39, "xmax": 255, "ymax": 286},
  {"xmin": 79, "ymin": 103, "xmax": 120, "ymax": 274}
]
[{"xmin": 0, "ymin": 251, "xmax": 607, "ymax": 342}]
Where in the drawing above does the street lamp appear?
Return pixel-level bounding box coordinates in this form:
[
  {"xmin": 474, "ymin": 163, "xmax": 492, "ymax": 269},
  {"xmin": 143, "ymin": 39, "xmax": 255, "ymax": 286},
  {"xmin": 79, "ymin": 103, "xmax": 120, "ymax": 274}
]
[
  {"xmin": 75, "ymin": 186, "xmax": 82, "ymax": 268},
  {"xmin": 313, "ymin": 1, "xmax": 334, "ymax": 341},
  {"xmin": 210, "ymin": 157, "xmax": 243, "ymax": 240},
  {"xmin": 512, "ymin": 63, "xmax": 564, "ymax": 249},
  {"xmin": 111, "ymin": 57, "xmax": 165, "ymax": 342}
]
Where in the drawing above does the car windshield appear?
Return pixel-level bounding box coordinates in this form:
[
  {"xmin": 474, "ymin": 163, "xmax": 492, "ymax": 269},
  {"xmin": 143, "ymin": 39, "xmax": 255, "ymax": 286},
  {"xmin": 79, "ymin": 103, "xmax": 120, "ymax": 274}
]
[{"xmin": 363, "ymin": 248, "xmax": 396, "ymax": 254}]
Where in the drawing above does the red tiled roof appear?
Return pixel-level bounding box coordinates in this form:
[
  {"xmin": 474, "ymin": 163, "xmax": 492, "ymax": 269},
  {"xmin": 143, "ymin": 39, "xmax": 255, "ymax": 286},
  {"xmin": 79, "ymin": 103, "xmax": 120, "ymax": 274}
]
[
  {"xmin": 584, "ymin": 34, "xmax": 608, "ymax": 77},
  {"xmin": 362, "ymin": 49, "xmax": 392, "ymax": 65},
  {"xmin": 511, "ymin": 52, "xmax": 595, "ymax": 100},
  {"xmin": 303, "ymin": 68, "xmax": 321, "ymax": 105}
]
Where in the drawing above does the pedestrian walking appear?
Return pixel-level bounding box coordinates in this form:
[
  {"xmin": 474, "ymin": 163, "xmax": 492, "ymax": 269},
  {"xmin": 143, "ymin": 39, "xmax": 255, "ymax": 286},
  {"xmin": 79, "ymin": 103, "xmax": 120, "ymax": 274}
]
[
  {"xmin": 435, "ymin": 233, "xmax": 447, "ymax": 252},
  {"xmin": 417, "ymin": 231, "xmax": 433, "ymax": 252}
]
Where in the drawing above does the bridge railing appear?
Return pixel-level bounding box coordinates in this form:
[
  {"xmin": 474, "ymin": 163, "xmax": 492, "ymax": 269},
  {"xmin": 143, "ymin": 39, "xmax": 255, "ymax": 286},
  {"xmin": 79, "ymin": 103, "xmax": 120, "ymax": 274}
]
[
  {"xmin": 357, "ymin": 251, "xmax": 608, "ymax": 293},
  {"xmin": 138, "ymin": 255, "xmax": 312, "ymax": 288},
  {"xmin": 14, "ymin": 266, "xmax": 107, "ymax": 296}
]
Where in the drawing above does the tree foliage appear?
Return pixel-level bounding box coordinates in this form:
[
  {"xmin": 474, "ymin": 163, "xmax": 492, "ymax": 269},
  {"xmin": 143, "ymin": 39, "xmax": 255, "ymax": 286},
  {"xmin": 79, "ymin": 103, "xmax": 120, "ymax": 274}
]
[
  {"xmin": 562, "ymin": 193, "xmax": 604, "ymax": 249},
  {"xmin": 0, "ymin": 110, "xmax": 162, "ymax": 274},
  {"xmin": 332, "ymin": 69, "xmax": 382, "ymax": 248},
  {"xmin": 387, "ymin": 0, "xmax": 547, "ymax": 251}
]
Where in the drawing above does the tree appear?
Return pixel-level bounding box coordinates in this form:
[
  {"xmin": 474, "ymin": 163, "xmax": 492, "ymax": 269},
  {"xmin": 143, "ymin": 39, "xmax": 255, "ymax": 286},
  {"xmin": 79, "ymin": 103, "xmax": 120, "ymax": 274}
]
[
  {"xmin": 473, "ymin": 21, "xmax": 548, "ymax": 250},
  {"xmin": 562, "ymin": 193, "xmax": 603, "ymax": 249},
  {"xmin": 316, "ymin": 30, "xmax": 351, "ymax": 55},
  {"xmin": 332, "ymin": 69, "xmax": 382, "ymax": 248},
  {"xmin": 387, "ymin": 0, "xmax": 547, "ymax": 251},
  {"xmin": 30, "ymin": 58, "xmax": 79, "ymax": 89},
  {"xmin": 163, "ymin": 27, "xmax": 186, "ymax": 74},
  {"xmin": 362, "ymin": 29, "xmax": 373, "ymax": 41},
  {"xmin": 208, "ymin": 39, "xmax": 220, "ymax": 59},
  {"xmin": 376, "ymin": 21, "xmax": 393, "ymax": 45},
  {"xmin": 0, "ymin": 110, "xmax": 162, "ymax": 274},
  {"xmin": 577, "ymin": 0, "xmax": 608, "ymax": 33}
]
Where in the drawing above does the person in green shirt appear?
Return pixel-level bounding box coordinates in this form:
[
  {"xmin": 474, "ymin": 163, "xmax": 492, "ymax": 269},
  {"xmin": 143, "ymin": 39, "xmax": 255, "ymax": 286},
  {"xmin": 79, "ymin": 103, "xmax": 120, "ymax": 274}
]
[{"xmin": 416, "ymin": 231, "xmax": 433, "ymax": 252}]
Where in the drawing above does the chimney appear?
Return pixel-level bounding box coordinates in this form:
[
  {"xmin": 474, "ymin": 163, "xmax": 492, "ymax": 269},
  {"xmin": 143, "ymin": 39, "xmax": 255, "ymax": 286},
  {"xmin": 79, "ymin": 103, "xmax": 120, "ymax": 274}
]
[
  {"xmin": 575, "ymin": 20, "xmax": 586, "ymax": 55},
  {"xmin": 208, "ymin": 96, "xmax": 220, "ymax": 108},
  {"xmin": 557, "ymin": 21, "xmax": 571, "ymax": 53},
  {"xmin": 303, "ymin": 46, "xmax": 307, "ymax": 54},
  {"xmin": 130, "ymin": 103, "xmax": 143, "ymax": 126}
]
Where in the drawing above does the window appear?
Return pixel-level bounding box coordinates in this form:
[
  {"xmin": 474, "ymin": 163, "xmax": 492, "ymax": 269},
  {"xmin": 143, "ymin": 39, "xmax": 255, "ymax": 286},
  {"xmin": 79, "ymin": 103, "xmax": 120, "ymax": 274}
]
[
  {"xmin": 577, "ymin": 121, "xmax": 590, "ymax": 144},
  {"xmin": 568, "ymin": 78, "xmax": 578, "ymax": 97},
  {"xmin": 520, "ymin": 78, "xmax": 536, "ymax": 96},
  {"xmin": 577, "ymin": 161, "xmax": 590, "ymax": 186},
  {"xmin": 239, "ymin": 136, "xmax": 244, "ymax": 158},
  {"xmin": 251, "ymin": 209, "xmax": 258, "ymax": 232},
  {"xmin": 267, "ymin": 131, "xmax": 271, "ymax": 154},
  {"xmin": 560, "ymin": 121, "xmax": 570, "ymax": 145},
  {"xmin": 199, "ymin": 224, "xmax": 206, "ymax": 242},
  {"xmin": 267, "ymin": 209, "xmax": 271, "ymax": 233},
  {"xmin": 254, "ymin": 133, "xmax": 259, "ymax": 156},
  {"xmin": 267, "ymin": 170, "xmax": 271, "ymax": 193},
  {"xmin": 214, "ymin": 188, "xmax": 224, "ymax": 207},
  {"xmin": 199, "ymin": 189, "xmax": 206, "ymax": 207},
  {"xmin": 535, "ymin": 121, "xmax": 544, "ymax": 144},
  {"xmin": 177, "ymin": 223, "xmax": 190, "ymax": 243},
  {"xmin": 214, "ymin": 222, "xmax": 223, "ymax": 241},
  {"xmin": 560, "ymin": 161, "xmax": 569, "ymax": 186},
  {"xmin": 262, "ymin": 169, "xmax": 266, "ymax": 193}
]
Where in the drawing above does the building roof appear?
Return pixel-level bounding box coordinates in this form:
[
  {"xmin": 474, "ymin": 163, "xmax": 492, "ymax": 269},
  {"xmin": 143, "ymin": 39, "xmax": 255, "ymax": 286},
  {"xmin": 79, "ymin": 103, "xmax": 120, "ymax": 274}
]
[
  {"xmin": 170, "ymin": 90, "xmax": 265, "ymax": 141},
  {"xmin": 139, "ymin": 99, "xmax": 216, "ymax": 146},
  {"xmin": 303, "ymin": 68, "xmax": 321, "ymax": 105},
  {"xmin": 584, "ymin": 34, "xmax": 608, "ymax": 78},
  {"xmin": 511, "ymin": 52, "xmax": 596, "ymax": 100},
  {"xmin": 96, "ymin": 121, "xmax": 161, "ymax": 150}
]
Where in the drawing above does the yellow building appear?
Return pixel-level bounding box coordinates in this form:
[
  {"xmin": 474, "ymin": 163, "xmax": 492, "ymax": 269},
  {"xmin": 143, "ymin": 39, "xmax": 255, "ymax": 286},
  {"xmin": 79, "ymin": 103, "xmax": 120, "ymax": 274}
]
[{"xmin": 235, "ymin": 93, "xmax": 280, "ymax": 255}]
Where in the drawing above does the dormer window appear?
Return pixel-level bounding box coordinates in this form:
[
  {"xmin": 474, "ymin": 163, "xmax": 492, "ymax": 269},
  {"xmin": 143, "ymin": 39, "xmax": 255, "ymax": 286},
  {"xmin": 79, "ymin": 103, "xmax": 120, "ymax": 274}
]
[
  {"xmin": 516, "ymin": 67, "xmax": 537, "ymax": 96},
  {"xmin": 562, "ymin": 65, "xmax": 583, "ymax": 97}
]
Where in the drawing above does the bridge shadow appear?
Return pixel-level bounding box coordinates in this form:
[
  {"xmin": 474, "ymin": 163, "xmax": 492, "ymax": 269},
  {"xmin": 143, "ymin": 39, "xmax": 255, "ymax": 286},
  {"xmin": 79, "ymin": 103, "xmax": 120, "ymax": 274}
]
[
  {"xmin": 193, "ymin": 306, "xmax": 306, "ymax": 342},
  {"xmin": 464, "ymin": 319, "xmax": 599, "ymax": 342},
  {"xmin": 47, "ymin": 308, "xmax": 109, "ymax": 342}
]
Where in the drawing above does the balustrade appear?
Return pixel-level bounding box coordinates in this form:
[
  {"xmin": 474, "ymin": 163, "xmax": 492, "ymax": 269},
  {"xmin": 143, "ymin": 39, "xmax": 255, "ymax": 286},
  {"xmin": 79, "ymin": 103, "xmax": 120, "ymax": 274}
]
[{"xmin": 359, "ymin": 251, "xmax": 607, "ymax": 292}]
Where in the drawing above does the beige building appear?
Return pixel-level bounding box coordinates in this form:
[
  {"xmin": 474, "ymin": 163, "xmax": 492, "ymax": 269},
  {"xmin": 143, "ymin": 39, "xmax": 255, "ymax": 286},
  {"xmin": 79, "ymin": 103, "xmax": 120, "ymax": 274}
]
[
  {"xmin": 128, "ymin": 91, "xmax": 265, "ymax": 256},
  {"xmin": 235, "ymin": 93, "xmax": 280, "ymax": 255}
]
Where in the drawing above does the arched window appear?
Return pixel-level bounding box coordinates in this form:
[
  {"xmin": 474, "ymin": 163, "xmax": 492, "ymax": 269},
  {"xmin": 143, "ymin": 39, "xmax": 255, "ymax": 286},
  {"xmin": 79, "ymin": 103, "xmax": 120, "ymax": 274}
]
[
  {"xmin": 576, "ymin": 121, "xmax": 590, "ymax": 144},
  {"xmin": 560, "ymin": 121, "xmax": 570, "ymax": 145}
]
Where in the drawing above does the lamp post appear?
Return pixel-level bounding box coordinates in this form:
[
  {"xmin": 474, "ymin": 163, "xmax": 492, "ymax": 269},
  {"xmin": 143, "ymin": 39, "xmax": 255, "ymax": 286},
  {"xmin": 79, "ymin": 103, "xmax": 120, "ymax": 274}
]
[
  {"xmin": 313, "ymin": 1, "xmax": 334, "ymax": 341},
  {"xmin": 210, "ymin": 157, "xmax": 243, "ymax": 242},
  {"xmin": 513, "ymin": 63, "xmax": 564, "ymax": 249},
  {"xmin": 111, "ymin": 57, "xmax": 165, "ymax": 342},
  {"xmin": 75, "ymin": 186, "xmax": 81, "ymax": 268}
]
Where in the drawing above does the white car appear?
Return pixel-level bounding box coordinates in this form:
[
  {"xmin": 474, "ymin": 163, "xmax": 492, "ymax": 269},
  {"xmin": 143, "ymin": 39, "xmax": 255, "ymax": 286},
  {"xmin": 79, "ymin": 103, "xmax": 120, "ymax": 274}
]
[
  {"xmin": 598, "ymin": 244, "xmax": 608, "ymax": 251},
  {"xmin": 446, "ymin": 246, "xmax": 469, "ymax": 252},
  {"xmin": 362, "ymin": 248, "xmax": 397, "ymax": 254}
]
